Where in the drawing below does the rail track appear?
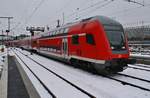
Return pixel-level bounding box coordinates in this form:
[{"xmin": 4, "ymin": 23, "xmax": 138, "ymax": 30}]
[
  {"xmin": 15, "ymin": 48, "xmax": 150, "ymax": 93},
  {"xmin": 131, "ymin": 64, "xmax": 150, "ymax": 69},
  {"xmin": 14, "ymin": 51, "xmax": 57, "ymax": 98},
  {"xmin": 101, "ymin": 74, "xmax": 150, "ymax": 92},
  {"xmin": 117, "ymin": 73, "xmax": 150, "ymax": 83},
  {"xmin": 14, "ymin": 49, "xmax": 96, "ymax": 98},
  {"xmin": 128, "ymin": 65, "xmax": 150, "ymax": 72}
]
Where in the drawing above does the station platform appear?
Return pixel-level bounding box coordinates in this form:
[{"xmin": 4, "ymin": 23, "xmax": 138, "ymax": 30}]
[
  {"xmin": 1, "ymin": 49, "xmax": 150, "ymax": 98},
  {"xmin": 0, "ymin": 50, "xmax": 44, "ymax": 98},
  {"xmin": 7, "ymin": 56, "xmax": 29, "ymax": 98}
]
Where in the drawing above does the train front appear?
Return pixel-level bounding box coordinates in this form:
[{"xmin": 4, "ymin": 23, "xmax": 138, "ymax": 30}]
[{"xmin": 95, "ymin": 16, "xmax": 135, "ymax": 73}]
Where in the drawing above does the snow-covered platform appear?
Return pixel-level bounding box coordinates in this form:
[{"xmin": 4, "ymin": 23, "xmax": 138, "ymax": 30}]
[
  {"xmin": 0, "ymin": 48, "xmax": 8, "ymax": 98},
  {"xmin": 8, "ymin": 48, "xmax": 150, "ymax": 98},
  {"xmin": 0, "ymin": 48, "xmax": 40, "ymax": 98},
  {"xmin": 8, "ymin": 50, "xmax": 41, "ymax": 98},
  {"xmin": 7, "ymin": 55, "xmax": 29, "ymax": 98}
]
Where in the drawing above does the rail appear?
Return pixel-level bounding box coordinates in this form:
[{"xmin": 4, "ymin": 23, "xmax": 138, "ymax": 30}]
[
  {"xmin": 15, "ymin": 49, "xmax": 96, "ymax": 98},
  {"xmin": 13, "ymin": 51, "xmax": 57, "ymax": 98}
]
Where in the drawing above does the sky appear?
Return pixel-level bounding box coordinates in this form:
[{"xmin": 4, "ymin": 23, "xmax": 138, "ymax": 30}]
[{"xmin": 0, "ymin": 0, "xmax": 150, "ymax": 35}]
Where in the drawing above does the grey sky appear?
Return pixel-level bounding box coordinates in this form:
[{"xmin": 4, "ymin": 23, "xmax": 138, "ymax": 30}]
[{"xmin": 0, "ymin": 0, "xmax": 150, "ymax": 35}]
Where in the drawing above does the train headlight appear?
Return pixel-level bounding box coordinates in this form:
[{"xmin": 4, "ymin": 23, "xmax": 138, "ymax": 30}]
[
  {"xmin": 111, "ymin": 46, "xmax": 114, "ymax": 49},
  {"xmin": 122, "ymin": 46, "xmax": 125, "ymax": 49}
]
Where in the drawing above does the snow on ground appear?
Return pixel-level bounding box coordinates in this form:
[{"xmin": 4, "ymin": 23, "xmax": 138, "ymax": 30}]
[
  {"xmin": 0, "ymin": 46, "xmax": 7, "ymax": 75},
  {"xmin": 14, "ymin": 50, "xmax": 90, "ymax": 98},
  {"xmin": 129, "ymin": 64, "xmax": 150, "ymax": 71},
  {"xmin": 14, "ymin": 50, "xmax": 53, "ymax": 98},
  {"xmin": 114, "ymin": 72, "xmax": 150, "ymax": 89},
  {"xmin": 136, "ymin": 64, "xmax": 150, "ymax": 68},
  {"xmin": 13, "ymin": 48, "xmax": 150, "ymax": 98},
  {"xmin": 121, "ymin": 67, "xmax": 150, "ymax": 81}
]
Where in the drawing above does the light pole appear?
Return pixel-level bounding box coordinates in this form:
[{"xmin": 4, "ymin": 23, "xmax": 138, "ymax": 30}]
[
  {"xmin": 0, "ymin": 17, "xmax": 13, "ymax": 55},
  {"xmin": 26, "ymin": 26, "xmax": 45, "ymax": 55},
  {"xmin": 124, "ymin": 0, "xmax": 144, "ymax": 6},
  {"xmin": 0, "ymin": 17, "xmax": 13, "ymax": 45},
  {"xmin": 0, "ymin": 17, "xmax": 13, "ymax": 32}
]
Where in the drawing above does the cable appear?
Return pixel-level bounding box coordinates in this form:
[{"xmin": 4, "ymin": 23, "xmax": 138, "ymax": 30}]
[
  {"xmin": 15, "ymin": 0, "xmax": 150, "ymax": 34},
  {"xmin": 12, "ymin": 0, "xmax": 42, "ymax": 32},
  {"xmin": 47, "ymin": 0, "xmax": 93, "ymax": 26},
  {"xmin": 124, "ymin": 0, "xmax": 144, "ymax": 6},
  {"xmin": 47, "ymin": 0, "xmax": 114, "ymax": 28},
  {"xmin": 109, "ymin": 3, "xmax": 150, "ymax": 17},
  {"xmin": 66, "ymin": 0, "xmax": 109, "ymax": 19},
  {"xmin": 24, "ymin": 0, "xmax": 46, "ymax": 25},
  {"xmin": 46, "ymin": 0, "xmax": 73, "ymax": 26},
  {"xmin": 80, "ymin": 0, "xmax": 114, "ymax": 16},
  {"xmin": 54, "ymin": 0, "xmax": 73, "ymax": 14},
  {"xmin": 67, "ymin": 0, "xmax": 114, "ymax": 21},
  {"xmin": 11, "ymin": 22, "xmax": 21, "ymax": 31},
  {"xmin": 14, "ymin": 0, "xmax": 46, "ymax": 36}
]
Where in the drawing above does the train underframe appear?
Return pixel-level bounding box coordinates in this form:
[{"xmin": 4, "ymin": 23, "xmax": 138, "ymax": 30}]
[
  {"xmin": 22, "ymin": 47, "xmax": 136, "ymax": 74},
  {"xmin": 70, "ymin": 58, "xmax": 136, "ymax": 74}
]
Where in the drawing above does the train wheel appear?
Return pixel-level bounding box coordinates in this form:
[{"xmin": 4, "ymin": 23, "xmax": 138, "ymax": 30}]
[
  {"xmin": 70, "ymin": 59, "xmax": 79, "ymax": 68},
  {"xmin": 93, "ymin": 63, "xmax": 110, "ymax": 75}
]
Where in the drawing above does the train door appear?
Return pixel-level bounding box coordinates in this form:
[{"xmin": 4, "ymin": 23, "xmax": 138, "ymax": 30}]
[{"xmin": 62, "ymin": 38, "xmax": 68, "ymax": 59}]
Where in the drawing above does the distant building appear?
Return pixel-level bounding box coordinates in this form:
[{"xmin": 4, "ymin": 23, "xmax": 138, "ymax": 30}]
[
  {"xmin": 0, "ymin": 34, "xmax": 30, "ymax": 45},
  {"xmin": 14, "ymin": 34, "xmax": 29, "ymax": 40},
  {"xmin": 124, "ymin": 25, "xmax": 150, "ymax": 41},
  {"xmin": 0, "ymin": 35, "xmax": 14, "ymax": 45}
]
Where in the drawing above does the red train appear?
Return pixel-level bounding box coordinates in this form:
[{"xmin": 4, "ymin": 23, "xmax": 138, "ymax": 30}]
[{"xmin": 9, "ymin": 16, "xmax": 135, "ymax": 74}]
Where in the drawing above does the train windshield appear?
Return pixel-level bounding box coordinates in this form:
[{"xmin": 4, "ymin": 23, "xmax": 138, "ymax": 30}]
[{"xmin": 104, "ymin": 25, "xmax": 126, "ymax": 49}]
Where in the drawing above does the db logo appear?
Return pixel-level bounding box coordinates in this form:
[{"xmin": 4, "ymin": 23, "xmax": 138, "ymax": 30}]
[{"xmin": 118, "ymin": 55, "xmax": 122, "ymax": 58}]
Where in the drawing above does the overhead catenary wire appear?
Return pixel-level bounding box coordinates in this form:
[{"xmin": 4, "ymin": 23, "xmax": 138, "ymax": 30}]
[
  {"xmin": 65, "ymin": 0, "xmax": 148, "ymax": 25},
  {"xmin": 109, "ymin": 3, "xmax": 150, "ymax": 17},
  {"xmin": 14, "ymin": 0, "xmax": 46, "ymax": 33},
  {"xmin": 67, "ymin": 0, "xmax": 114, "ymax": 21},
  {"xmin": 47, "ymin": 0, "xmax": 112, "ymax": 25},
  {"xmin": 47, "ymin": 0, "xmax": 110, "ymax": 27},
  {"xmin": 47, "ymin": 0, "xmax": 94, "ymax": 26},
  {"xmin": 11, "ymin": 22, "xmax": 21, "ymax": 31},
  {"xmin": 110, "ymin": 2, "xmax": 150, "ymax": 27},
  {"xmin": 24, "ymin": 0, "xmax": 46, "ymax": 25},
  {"xmin": 46, "ymin": 0, "xmax": 74, "ymax": 26},
  {"xmin": 65, "ymin": 0, "xmax": 109, "ymax": 19},
  {"xmin": 124, "ymin": 0, "xmax": 144, "ymax": 6},
  {"xmin": 81, "ymin": 0, "xmax": 114, "ymax": 17},
  {"xmin": 49, "ymin": 0, "xmax": 146, "ymax": 26},
  {"xmin": 11, "ymin": 0, "xmax": 44, "ymax": 33},
  {"xmin": 13, "ymin": 0, "xmax": 149, "ymax": 34}
]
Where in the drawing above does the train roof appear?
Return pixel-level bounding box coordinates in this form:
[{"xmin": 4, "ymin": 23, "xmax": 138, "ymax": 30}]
[
  {"xmin": 51, "ymin": 15, "xmax": 121, "ymax": 31},
  {"xmin": 33, "ymin": 15, "xmax": 122, "ymax": 38},
  {"xmin": 93, "ymin": 15, "xmax": 121, "ymax": 25}
]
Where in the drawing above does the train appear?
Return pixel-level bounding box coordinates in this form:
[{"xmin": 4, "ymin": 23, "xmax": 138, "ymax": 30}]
[{"xmin": 8, "ymin": 16, "xmax": 135, "ymax": 74}]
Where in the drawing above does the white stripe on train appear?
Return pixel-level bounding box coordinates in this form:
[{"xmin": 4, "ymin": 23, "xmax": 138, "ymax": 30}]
[{"xmin": 39, "ymin": 50, "xmax": 105, "ymax": 64}]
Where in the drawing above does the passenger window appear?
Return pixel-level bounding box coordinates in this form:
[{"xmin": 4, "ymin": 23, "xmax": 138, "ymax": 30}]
[
  {"xmin": 72, "ymin": 35, "xmax": 79, "ymax": 45},
  {"xmin": 64, "ymin": 28, "xmax": 68, "ymax": 33},
  {"xmin": 33, "ymin": 40, "xmax": 37, "ymax": 44},
  {"xmin": 55, "ymin": 30, "xmax": 59, "ymax": 35},
  {"xmin": 51, "ymin": 31, "xmax": 54, "ymax": 35},
  {"xmin": 86, "ymin": 34, "xmax": 95, "ymax": 45},
  {"xmin": 60, "ymin": 29, "xmax": 64, "ymax": 34},
  {"xmin": 58, "ymin": 29, "xmax": 61, "ymax": 34},
  {"xmin": 50, "ymin": 31, "xmax": 53, "ymax": 36}
]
